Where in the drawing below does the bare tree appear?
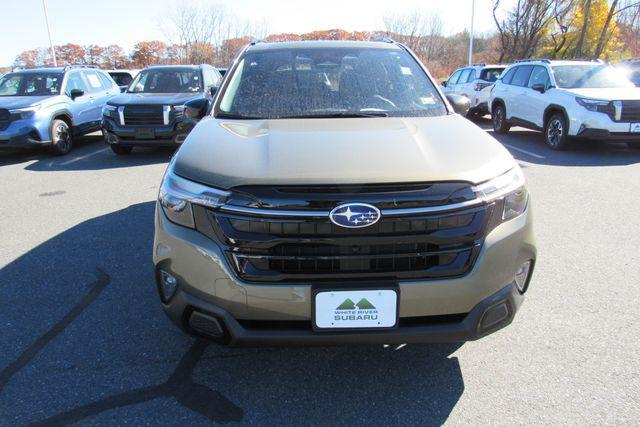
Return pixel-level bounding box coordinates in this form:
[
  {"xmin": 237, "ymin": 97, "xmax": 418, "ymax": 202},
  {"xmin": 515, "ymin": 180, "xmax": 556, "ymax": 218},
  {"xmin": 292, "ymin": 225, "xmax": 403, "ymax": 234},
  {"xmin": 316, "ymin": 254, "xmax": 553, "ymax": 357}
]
[
  {"xmin": 612, "ymin": 0, "xmax": 640, "ymax": 57},
  {"xmin": 492, "ymin": 0, "xmax": 556, "ymax": 62},
  {"xmin": 548, "ymin": 0, "xmax": 576, "ymax": 58},
  {"xmin": 383, "ymin": 10, "xmax": 445, "ymax": 61}
]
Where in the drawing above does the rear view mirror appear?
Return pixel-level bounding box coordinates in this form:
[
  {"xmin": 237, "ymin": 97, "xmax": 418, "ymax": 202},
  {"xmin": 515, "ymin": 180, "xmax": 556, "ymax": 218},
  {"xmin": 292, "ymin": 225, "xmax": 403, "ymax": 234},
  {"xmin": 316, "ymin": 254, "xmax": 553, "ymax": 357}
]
[
  {"xmin": 69, "ymin": 89, "xmax": 84, "ymax": 100},
  {"xmin": 445, "ymin": 94, "xmax": 470, "ymax": 116},
  {"xmin": 184, "ymin": 98, "xmax": 209, "ymax": 120},
  {"xmin": 531, "ymin": 83, "xmax": 546, "ymax": 93}
]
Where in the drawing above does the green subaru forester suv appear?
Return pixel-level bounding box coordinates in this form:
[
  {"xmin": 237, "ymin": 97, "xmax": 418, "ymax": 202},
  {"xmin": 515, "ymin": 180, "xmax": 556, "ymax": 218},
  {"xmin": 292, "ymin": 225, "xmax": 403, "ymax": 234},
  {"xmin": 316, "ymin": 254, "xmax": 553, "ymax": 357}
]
[{"xmin": 153, "ymin": 39, "xmax": 536, "ymax": 346}]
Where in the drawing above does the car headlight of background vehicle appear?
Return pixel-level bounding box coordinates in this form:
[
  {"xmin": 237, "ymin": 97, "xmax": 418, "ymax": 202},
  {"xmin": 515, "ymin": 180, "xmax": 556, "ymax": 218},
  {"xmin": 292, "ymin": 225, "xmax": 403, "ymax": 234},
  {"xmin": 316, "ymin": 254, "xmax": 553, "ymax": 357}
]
[
  {"xmin": 158, "ymin": 162, "xmax": 230, "ymax": 228},
  {"xmin": 10, "ymin": 105, "xmax": 41, "ymax": 119},
  {"xmin": 575, "ymin": 97, "xmax": 613, "ymax": 115},
  {"xmin": 102, "ymin": 104, "xmax": 117, "ymax": 118},
  {"xmin": 473, "ymin": 166, "xmax": 528, "ymax": 222}
]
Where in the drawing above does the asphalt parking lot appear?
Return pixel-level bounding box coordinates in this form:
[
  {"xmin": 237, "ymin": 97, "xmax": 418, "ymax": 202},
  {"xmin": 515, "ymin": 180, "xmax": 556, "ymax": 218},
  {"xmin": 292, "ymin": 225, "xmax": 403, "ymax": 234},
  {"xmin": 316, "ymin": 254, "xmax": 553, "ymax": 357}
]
[{"xmin": 1, "ymin": 120, "xmax": 639, "ymax": 425}]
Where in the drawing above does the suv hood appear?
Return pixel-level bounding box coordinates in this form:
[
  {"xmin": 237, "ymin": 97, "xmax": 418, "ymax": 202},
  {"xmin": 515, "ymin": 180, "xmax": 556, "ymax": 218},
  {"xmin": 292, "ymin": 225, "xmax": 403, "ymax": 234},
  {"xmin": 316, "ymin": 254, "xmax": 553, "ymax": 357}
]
[
  {"xmin": 565, "ymin": 87, "xmax": 640, "ymax": 100},
  {"xmin": 0, "ymin": 96, "xmax": 50, "ymax": 110},
  {"xmin": 108, "ymin": 92, "xmax": 202, "ymax": 106},
  {"xmin": 174, "ymin": 114, "xmax": 515, "ymax": 189}
]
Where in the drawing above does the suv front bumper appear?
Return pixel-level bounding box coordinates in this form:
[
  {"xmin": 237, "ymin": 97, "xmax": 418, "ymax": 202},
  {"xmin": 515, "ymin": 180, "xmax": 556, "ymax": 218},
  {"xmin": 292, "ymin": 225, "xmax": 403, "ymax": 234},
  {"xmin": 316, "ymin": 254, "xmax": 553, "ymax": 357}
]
[
  {"xmin": 153, "ymin": 200, "xmax": 536, "ymax": 346},
  {"xmin": 0, "ymin": 121, "xmax": 50, "ymax": 149},
  {"xmin": 102, "ymin": 116, "xmax": 196, "ymax": 147}
]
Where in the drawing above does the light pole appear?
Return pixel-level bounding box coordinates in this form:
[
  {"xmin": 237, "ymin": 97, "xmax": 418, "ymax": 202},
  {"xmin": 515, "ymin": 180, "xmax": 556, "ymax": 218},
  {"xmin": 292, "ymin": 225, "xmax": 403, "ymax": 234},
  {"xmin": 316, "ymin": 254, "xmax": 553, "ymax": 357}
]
[
  {"xmin": 468, "ymin": 0, "xmax": 475, "ymax": 65},
  {"xmin": 42, "ymin": 0, "xmax": 57, "ymax": 66}
]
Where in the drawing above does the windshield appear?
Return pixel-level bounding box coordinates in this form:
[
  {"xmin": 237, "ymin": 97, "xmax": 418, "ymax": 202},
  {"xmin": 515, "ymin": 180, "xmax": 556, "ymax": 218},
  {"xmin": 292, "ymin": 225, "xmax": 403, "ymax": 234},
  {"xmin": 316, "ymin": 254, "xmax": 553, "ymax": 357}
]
[
  {"xmin": 617, "ymin": 63, "xmax": 640, "ymax": 86},
  {"xmin": 552, "ymin": 64, "xmax": 634, "ymax": 89},
  {"xmin": 110, "ymin": 72, "xmax": 135, "ymax": 86},
  {"xmin": 0, "ymin": 72, "xmax": 62, "ymax": 96},
  {"xmin": 128, "ymin": 68, "xmax": 202, "ymax": 93},
  {"xmin": 480, "ymin": 68, "xmax": 505, "ymax": 82},
  {"xmin": 217, "ymin": 47, "xmax": 447, "ymax": 119}
]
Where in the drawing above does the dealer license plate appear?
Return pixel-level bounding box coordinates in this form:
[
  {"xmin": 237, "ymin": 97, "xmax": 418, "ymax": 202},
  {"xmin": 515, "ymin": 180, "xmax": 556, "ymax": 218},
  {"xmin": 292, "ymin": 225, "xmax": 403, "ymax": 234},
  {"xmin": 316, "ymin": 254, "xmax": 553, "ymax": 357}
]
[{"xmin": 314, "ymin": 289, "xmax": 398, "ymax": 330}]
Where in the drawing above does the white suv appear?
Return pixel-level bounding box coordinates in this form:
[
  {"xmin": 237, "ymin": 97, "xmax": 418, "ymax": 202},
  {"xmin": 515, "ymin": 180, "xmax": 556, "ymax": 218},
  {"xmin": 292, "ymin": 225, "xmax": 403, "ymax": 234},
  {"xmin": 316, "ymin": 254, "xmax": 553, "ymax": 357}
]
[
  {"xmin": 442, "ymin": 64, "xmax": 506, "ymax": 117},
  {"xmin": 489, "ymin": 59, "xmax": 640, "ymax": 150}
]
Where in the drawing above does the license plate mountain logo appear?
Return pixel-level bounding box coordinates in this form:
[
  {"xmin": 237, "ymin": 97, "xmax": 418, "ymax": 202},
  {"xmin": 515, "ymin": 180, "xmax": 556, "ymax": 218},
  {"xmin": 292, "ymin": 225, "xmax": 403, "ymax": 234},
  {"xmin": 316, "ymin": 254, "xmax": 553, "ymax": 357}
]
[{"xmin": 334, "ymin": 298, "xmax": 379, "ymax": 321}]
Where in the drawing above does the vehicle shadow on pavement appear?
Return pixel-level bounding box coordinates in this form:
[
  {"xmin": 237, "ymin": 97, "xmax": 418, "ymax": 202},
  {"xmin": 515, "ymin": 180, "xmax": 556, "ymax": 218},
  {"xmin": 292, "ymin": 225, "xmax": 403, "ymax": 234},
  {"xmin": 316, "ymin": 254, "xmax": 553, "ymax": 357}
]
[
  {"xmin": 471, "ymin": 117, "xmax": 640, "ymax": 167},
  {"xmin": 0, "ymin": 135, "xmax": 174, "ymax": 171},
  {"xmin": 0, "ymin": 202, "xmax": 464, "ymax": 425}
]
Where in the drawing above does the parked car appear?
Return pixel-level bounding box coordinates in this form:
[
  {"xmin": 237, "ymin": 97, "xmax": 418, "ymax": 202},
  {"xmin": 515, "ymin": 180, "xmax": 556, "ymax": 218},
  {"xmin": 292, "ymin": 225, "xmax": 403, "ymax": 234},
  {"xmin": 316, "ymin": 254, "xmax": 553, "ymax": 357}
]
[
  {"xmin": 489, "ymin": 59, "xmax": 640, "ymax": 150},
  {"xmin": 105, "ymin": 69, "xmax": 140, "ymax": 92},
  {"xmin": 615, "ymin": 59, "xmax": 640, "ymax": 87},
  {"xmin": 0, "ymin": 65, "xmax": 119, "ymax": 155},
  {"xmin": 153, "ymin": 40, "xmax": 536, "ymax": 346},
  {"xmin": 101, "ymin": 64, "xmax": 222, "ymax": 155},
  {"xmin": 442, "ymin": 63, "xmax": 507, "ymax": 117}
]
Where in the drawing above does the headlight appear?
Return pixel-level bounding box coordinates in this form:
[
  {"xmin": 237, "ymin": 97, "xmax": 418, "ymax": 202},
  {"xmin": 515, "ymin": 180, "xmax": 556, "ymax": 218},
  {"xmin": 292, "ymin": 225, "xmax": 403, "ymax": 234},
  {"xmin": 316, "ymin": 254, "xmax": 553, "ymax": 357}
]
[
  {"xmin": 102, "ymin": 104, "xmax": 117, "ymax": 117},
  {"xmin": 575, "ymin": 97, "xmax": 611, "ymax": 113},
  {"xmin": 10, "ymin": 105, "xmax": 41, "ymax": 119},
  {"xmin": 158, "ymin": 162, "xmax": 230, "ymax": 228},
  {"xmin": 473, "ymin": 167, "xmax": 528, "ymax": 222}
]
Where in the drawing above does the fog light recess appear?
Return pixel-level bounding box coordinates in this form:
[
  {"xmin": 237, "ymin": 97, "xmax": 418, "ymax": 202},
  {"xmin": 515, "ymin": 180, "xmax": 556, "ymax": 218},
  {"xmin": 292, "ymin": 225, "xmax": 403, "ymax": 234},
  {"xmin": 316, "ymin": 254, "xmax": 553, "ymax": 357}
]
[
  {"xmin": 159, "ymin": 270, "xmax": 178, "ymax": 302},
  {"xmin": 480, "ymin": 302, "xmax": 510, "ymax": 331},
  {"xmin": 515, "ymin": 260, "xmax": 533, "ymax": 293}
]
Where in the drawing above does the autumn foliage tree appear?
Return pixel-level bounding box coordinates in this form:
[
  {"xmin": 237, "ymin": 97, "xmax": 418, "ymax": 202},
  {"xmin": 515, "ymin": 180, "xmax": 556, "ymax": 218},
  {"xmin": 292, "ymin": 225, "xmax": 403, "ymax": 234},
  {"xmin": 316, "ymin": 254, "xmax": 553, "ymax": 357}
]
[{"xmin": 131, "ymin": 41, "xmax": 167, "ymax": 67}]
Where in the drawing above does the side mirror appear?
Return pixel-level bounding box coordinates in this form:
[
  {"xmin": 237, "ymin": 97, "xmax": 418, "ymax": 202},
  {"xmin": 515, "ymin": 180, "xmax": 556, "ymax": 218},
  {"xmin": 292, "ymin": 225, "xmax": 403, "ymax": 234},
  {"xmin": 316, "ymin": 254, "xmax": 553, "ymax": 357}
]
[
  {"xmin": 209, "ymin": 86, "xmax": 218, "ymax": 97},
  {"xmin": 69, "ymin": 89, "xmax": 84, "ymax": 100},
  {"xmin": 119, "ymin": 85, "xmax": 128, "ymax": 93},
  {"xmin": 445, "ymin": 94, "xmax": 470, "ymax": 116},
  {"xmin": 184, "ymin": 98, "xmax": 209, "ymax": 120},
  {"xmin": 531, "ymin": 83, "xmax": 546, "ymax": 93},
  {"xmin": 441, "ymin": 80, "xmax": 448, "ymax": 87}
]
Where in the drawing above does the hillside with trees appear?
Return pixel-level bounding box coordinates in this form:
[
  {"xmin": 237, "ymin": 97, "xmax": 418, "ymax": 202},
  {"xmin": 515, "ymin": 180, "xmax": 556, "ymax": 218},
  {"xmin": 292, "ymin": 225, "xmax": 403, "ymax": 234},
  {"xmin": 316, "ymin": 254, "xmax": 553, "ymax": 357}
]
[{"xmin": 10, "ymin": 0, "xmax": 640, "ymax": 78}]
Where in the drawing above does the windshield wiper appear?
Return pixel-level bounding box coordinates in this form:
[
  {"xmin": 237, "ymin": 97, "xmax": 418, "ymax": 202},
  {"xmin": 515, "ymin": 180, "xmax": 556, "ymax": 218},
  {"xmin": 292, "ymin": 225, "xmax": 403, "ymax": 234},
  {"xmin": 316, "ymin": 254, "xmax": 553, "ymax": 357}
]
[
  {"xmin": 278, "ymin": 111, "xmax": 389, "ymax": 119},
  {"xmin": 215, "ymin": 112, "xmax": 265, "ymax": 120}
]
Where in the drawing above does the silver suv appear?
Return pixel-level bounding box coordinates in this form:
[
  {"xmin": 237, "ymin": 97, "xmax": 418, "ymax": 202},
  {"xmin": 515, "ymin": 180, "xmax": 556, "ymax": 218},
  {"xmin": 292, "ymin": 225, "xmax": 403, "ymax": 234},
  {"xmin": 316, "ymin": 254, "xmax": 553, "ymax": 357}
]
[
  {"xmin": 0, "ymin": 66, "xmax": 119, "ymax": 155},
  {"xmin": 153, "ymin": 40, "xmax": 536, "ymax": 346}
]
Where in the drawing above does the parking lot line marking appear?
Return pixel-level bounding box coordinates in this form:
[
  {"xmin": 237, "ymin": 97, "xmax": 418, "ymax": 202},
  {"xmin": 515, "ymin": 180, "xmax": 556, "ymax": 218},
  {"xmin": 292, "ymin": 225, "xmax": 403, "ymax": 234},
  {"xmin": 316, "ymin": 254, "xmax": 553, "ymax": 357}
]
[
  {"xmin": 59, "ymin": 147, "xmax": 110, "ymax": 166},
  {"xmin": 502, "ymin": 143, "xmax": 545, "ymax": 159}
]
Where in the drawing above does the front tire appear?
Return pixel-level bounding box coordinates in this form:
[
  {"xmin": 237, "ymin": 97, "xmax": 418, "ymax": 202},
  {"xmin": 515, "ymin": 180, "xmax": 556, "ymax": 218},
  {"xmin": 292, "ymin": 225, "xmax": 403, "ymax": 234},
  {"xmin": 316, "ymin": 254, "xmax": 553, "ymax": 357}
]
[
  {"xmin": 110, "ymin": 145, "xmax": 133, "ymax": 155},
  {"xmin": 545, "ymin": 113, "xmax": 570, "ymax": 150},
  {"xmin": 49, "ymin": 119, "xmax": 73, "ymax": 156},
  {"xmin": 492, "ymin": 104, "xmax": 510, "ymax": 134}
]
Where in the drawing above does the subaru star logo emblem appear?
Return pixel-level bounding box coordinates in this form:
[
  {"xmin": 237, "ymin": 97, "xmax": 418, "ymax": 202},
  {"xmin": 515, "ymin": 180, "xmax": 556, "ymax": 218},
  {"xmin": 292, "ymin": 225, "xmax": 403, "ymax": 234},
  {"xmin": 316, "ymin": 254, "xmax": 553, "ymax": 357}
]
[{"xmin": 329, "ymin": 203, "xmax": 381, "ymax": 228}]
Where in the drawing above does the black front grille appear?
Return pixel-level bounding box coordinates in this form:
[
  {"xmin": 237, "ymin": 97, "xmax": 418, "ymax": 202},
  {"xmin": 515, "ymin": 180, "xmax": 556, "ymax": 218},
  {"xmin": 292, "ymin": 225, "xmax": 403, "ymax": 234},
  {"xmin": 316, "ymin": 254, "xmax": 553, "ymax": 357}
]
[
  {"xmin": 193, "ymin": 183, "xmax": 495, "ymax": 283},
  {"xmin": 621, "ymin": 100, "xmax": 640, "ymax": 122},
  {"xmin": 123, "ymin": 105, "xmax": 164, "ymax": 125},
  {"xmin": 0, "ymin": 109, "xmax": 11, "ymax": 131}
]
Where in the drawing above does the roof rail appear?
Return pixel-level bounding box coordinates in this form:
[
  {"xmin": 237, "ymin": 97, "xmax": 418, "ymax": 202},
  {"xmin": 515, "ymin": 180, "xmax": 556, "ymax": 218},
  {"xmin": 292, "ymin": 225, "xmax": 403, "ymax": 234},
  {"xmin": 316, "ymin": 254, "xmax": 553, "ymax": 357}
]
[
  {"xmin": 560, "ymin": 58, "xmax": 604, "ymax": 63},
  {"xmin": 471, "ymin": 63, "xmax": 486, "ymax": 67},
  {"xmin": 371, "ymin": 36, "xmax": 396, "ymax": 44},
  {"xmin": 250, "ymin": 39, "xmax": 266, "ymax": 45},
  {"xmin": 63, "ymin": 64, "xmax": 99, "ymax": 70},
  {"xmin": 514, "ymin": 58, "xmax": 551, "ymax": 64}
]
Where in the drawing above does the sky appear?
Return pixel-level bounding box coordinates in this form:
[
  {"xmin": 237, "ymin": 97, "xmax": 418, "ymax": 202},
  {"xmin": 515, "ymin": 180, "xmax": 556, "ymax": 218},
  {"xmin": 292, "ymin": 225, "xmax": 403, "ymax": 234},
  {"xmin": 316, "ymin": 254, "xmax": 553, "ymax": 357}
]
[{"xmin": 2, "ymin": 0, "xmax": 507, "ymax": 66}]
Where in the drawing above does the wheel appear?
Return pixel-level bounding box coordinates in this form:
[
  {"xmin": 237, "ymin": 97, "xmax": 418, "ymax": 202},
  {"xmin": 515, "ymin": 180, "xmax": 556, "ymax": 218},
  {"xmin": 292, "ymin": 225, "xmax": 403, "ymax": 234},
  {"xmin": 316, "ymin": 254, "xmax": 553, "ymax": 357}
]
[
  {"xmin": 110, "ymin": 145, "xmax": 133, "ymax": 155},
  {"xmin": 544, "ymin": 113, "xmax": 570, "ymax": 150},
  {"xmin": 492, "ymin": 104, "xmax": 510, "ymax": 134},
  {"xmin": 49, "ymin": 119, "xmax": 73, "ymax": 155}
]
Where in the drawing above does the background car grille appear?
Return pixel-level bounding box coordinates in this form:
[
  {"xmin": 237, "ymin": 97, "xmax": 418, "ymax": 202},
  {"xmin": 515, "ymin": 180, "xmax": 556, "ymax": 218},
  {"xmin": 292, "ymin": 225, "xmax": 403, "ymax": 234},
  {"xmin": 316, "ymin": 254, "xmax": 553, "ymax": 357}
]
[
  {"xmin": 193, "ymin": 183, "xmax": 494, "ymax": 283},
  {"xmin": 123, "ymin": 105, "xmax": 164, "ymax": 125},
  {"xmin": 0, "ymin": 109, "xmax": 12, "ymax": 131},
  {"xmin": 620, "ymin": 100, "xmax": 640, "ymax": 122}
]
